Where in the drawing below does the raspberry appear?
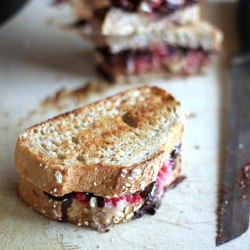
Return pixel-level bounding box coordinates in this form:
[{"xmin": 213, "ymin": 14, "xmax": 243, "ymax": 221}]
[
  {"xmin": 162, "ymin": 160, "xmax": 174, "ymax": 172},
  {"xmin": 133, "ymin": 193, "xmax": 143, "ymax": 203},
  {"xmin": 126, "ymin": 195, "xmax": 134, "ymax": 203},
  {"xmin": 109, "ymin": 197, "xmax": 127, "ymax": 207},
  {"xmin": 74, "ymin": 192, "xmax": 87, "ymax": 201},
  {"xmin": 80, "ymin": 200, "xmax": 89, "ymax": 207}
]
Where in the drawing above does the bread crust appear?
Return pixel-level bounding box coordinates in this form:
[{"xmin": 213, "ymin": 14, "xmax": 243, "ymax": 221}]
[
  {"xmin": 15, "ymin": 86, "xmax": 184, "ymax": 197},
  {"xmin": 18, "ymin": 156, "xmax": 182, "ymax": 232}
]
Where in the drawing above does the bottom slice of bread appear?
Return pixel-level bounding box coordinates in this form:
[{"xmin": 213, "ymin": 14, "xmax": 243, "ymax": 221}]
[{"xmin": 18, "ymin": 155, "xmax": 183, "ymax": 232}]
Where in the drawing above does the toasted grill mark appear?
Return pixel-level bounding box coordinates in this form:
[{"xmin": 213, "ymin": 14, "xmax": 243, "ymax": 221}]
[{"xmin": 122, "ymin": 112, "xmax": 137, "ymax": 128}]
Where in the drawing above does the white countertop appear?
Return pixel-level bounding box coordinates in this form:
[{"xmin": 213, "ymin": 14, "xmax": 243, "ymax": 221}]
[{"xmin": 0, "ymin": 1, "xmax": 248, "ymax": 249}]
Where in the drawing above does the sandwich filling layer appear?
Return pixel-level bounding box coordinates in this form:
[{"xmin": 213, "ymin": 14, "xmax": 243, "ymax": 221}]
[
  {"xmin": 43, "ymin": 145, "xmax": 183, "ymax": 229},
  {"xmin": 97, "ymin": 44, "xmax": 210, "ymax": 77}
]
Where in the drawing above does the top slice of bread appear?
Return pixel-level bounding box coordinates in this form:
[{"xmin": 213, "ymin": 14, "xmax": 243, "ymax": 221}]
[
  {"xmin": 15, "ymin": 86, "xmax": 184, "ymax": 197},
  {"xmin": 103, "ymin": 20, "xmax": 223, "ymax": 53}
]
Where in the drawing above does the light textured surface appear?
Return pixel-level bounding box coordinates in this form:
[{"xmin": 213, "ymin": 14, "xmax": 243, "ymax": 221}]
[{"xmin": 0, "ymin": 0, "xmax": 249, "ymax": 250}]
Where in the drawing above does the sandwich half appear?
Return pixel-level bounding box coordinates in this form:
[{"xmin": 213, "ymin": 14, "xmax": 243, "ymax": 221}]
[
  {"xmin": 15, "ymin": 86, "xmax": 185, "ymax": 232},
  {"xmin": 95, "ymin": 20, "xmax": 223, "ymax": 81}
]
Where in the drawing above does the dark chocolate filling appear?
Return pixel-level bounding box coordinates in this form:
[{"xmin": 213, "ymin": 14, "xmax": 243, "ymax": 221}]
[
  {"xmin": 97, "ymin": 46, "xmax": 209, "ymax": 68},
  {"xmin": 46, "ymin": 193, "xmax": 73, "ymax": 222},
  {"xmin": 44, "ymin": 144, "xmax": 183, "ymax": 222}
]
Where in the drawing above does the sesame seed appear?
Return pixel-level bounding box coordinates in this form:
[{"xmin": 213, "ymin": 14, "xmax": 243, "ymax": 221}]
[
  {"xmin": 131, "ymin": 169, "xmax": 141, "ymax": 177},
  {"xmin": 125, "ymin": 183, "xmax": 131, "ymax": 187},
  {"xmin": 93, "ymin": 182, "xmax": 97, "ymax": 186},
  {"xmin": 140, "ymin": 181, "xmax": 145, "ymax": 189},
  {"xmin": 53, "ymin": 188, "xmax": 57, "ymax": 193},
  {"xmin": 90, "ymin": 197, "xmax": 97, "ymax": 208},
  {"xmin": 84, "ymin": 221, "xmax": 89, "ymax": 226},
  {"xmin": 121, "ymin": 169, "xmax": 128, "ymax": 174},
  {"xmin": 55, "ymin": 171, "xmax": 63, "ymax": 184}
]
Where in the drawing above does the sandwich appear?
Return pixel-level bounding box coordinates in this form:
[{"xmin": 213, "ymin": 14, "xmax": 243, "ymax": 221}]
[
  {"xmin": 56, "ymin": 0, "xmax": 223, "ymax": 82},
  {"xmin": 15, "ymin": 86, "xmax": 185, "ymax": 232},
  {"xmin": 95, "ymin": 20, "xmax": 223, "ymax": 81}
]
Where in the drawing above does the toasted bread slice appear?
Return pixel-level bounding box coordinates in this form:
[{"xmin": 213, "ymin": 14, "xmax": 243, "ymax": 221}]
[
  {"xmin": 18, "ymin": 156, "xmax": 182, "ymax": 232},
  {"xmin": 104, "ymin": 21, "xmax": 223, "ymax": 53},
  {"xmin": 15, "ymin": 86, "xmax": 184, "ymax": 197}
]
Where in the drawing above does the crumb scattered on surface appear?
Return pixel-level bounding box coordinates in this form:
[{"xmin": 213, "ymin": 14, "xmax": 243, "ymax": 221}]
[
  {"xmin": 40, "ymin": 82, "xmax": 112, "ymax": 110},
  {"xmin": 194, "ymin": 145, "xmax": 200, "ymax": 150},
  {"xmin": 186, "ymin": 112, "xmax": 197, "ymax": 119},
  {"xmin": 16, "ymin": 81, "xmax": 117, "ymax": 127}
]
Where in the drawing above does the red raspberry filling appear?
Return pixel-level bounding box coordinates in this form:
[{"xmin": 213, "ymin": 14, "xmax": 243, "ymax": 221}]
[
  {"xmin": 74, "ymin": 157, "xmax": 175, "ymax": 208},
  {"xmin": 157, "ymin": 160, "xmax": 175, "ymax": 190},
  {"xmin": 127, "ymin": 45, "xmax": 209, "ymax": 74},
  {"xmin": 105, "ymin": 193, "xmax": 143, "ymax": 207}
]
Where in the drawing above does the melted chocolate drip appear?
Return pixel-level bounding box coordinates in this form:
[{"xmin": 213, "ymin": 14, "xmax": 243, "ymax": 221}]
[
  {"xmin": 171, "ymin": 144, "xmax": 182, "ymax": 158},
  {"xmin": 44, "ymin": 192, "xmax": 73, "ymax": 222},
  {"xmin": 61, "ymin": 195, "xmax": 73, "ymax": 222},
  {"xmin": 133, "ymin": 181, "xmax": 161, "ymax": 219}
]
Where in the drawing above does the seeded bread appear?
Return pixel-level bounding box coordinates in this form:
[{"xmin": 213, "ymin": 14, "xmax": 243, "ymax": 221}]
[
  {"xmin": 15, "ymin": 86, "xmax": 184, "ymax": 197},
  {"xmin": 18, "ymin": 156, "xmax": 182, "ymax": 232},
  {"xmin": 103, "ymin": 20, "xmax": 223, "ymax": 53}
]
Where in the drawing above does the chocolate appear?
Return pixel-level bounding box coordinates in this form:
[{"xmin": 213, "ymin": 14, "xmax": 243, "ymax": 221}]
[
  {"xmin": 44, "ymin": 192, "xmax": 73, "ymax": 222},
  {"xmin": 61, "ymin": 195, "xmax": 73, "ymax": 222},
  {"xmin": 97, "ymin": 197, "xmax": 105, "ymax": 207},
  {"xmin": 97, "ymin": 45, "xmax": 210, "ymax": 77}
]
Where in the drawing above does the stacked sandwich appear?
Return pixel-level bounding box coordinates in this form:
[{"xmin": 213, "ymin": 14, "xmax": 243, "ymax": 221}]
[
  {"xmin": 61, "ymin": 0, "xmax": 223, "ymax": 81},
  {"xmin": 15, "ymin": 86, "xmax": 185, "ymax": 232}
]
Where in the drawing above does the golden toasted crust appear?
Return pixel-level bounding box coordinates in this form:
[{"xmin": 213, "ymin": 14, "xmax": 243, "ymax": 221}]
[
  {"xmin": 18, "ymin": 156, "xmax": 182, "ymax": 232},
  {"xmin": 15, "ymin": 86, "xmax": 184, "ymax": 197}
]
